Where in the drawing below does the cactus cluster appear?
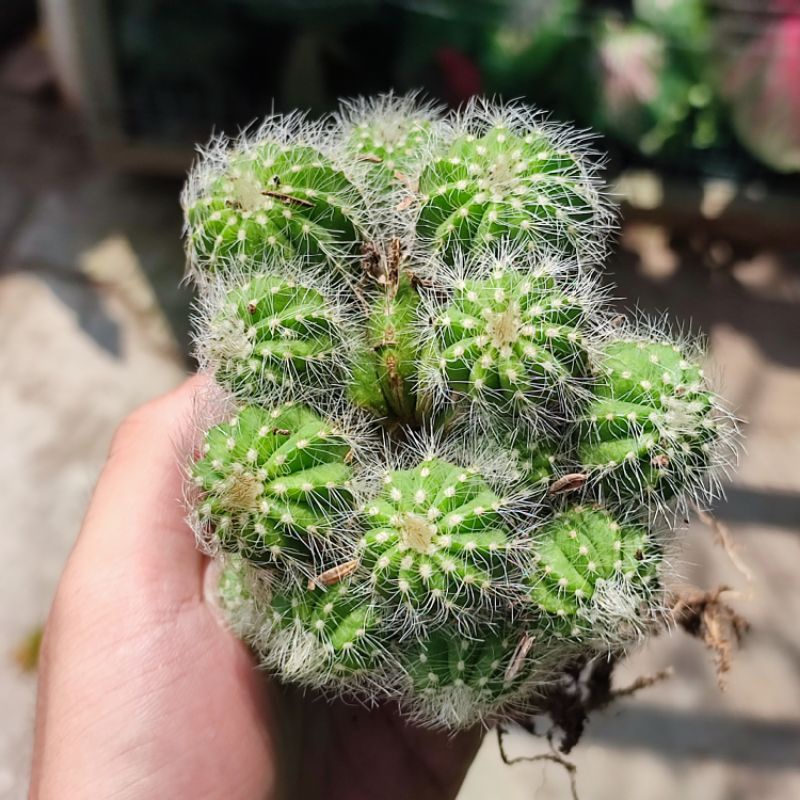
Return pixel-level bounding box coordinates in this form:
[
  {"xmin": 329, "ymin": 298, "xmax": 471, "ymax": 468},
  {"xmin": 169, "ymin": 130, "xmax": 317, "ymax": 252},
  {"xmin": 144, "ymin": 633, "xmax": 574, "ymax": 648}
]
[{"xmin": 183, "ymin": 93, "xmax": 737, "ymax": 729}]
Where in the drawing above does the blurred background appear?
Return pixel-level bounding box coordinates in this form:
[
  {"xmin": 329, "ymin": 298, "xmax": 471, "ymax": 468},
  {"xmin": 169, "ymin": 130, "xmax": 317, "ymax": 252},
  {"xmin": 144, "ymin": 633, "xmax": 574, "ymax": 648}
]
[{"xmin": 1, "ymin": 1, "xmax": 799, "ymax": 797}]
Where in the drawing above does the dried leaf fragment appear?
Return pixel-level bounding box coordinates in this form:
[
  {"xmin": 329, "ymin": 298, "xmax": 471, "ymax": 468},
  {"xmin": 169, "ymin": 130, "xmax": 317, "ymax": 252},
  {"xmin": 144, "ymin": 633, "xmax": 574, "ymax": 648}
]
[
  {"xmin": 261, "ymin": 191, "xmax": 314, "ymax": 208},
  {"xmin": 308, "ymin": 559, "xmax": 360, "ymax": 590},
  {"xmin": 548, "ymin": 473, "xmax": 587, "ymax": 495},
  {"xmin": 671, "ymin": 585, "xmax": 749, "ymax": 688}
]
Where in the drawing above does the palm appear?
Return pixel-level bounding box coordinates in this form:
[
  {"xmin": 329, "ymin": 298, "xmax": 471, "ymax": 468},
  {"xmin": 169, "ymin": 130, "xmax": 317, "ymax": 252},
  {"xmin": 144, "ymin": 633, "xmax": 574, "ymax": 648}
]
[
  {"xmin": 124, "ymin": 556, "xmax": 481, "ymax": 800},
  {"xmin": 165, "ymin": 554, "xmax": 480, "ymax": 800},
  {"xmin": 88, "ymin": 550, "xmax": 481, "ymax": 800}
]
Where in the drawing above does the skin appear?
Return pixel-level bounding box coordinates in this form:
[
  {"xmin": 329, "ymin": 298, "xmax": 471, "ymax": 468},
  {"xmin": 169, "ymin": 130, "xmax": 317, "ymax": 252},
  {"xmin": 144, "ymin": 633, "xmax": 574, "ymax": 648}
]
[{"xmin": 29, "ymin": 378, "xmax": 482, "ymax": 800}]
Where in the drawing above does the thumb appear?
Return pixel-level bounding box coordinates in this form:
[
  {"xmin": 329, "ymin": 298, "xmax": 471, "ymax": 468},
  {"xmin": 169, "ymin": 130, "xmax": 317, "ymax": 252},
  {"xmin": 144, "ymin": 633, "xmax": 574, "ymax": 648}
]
[{"xmin": 70, "ymin": 375, "xmax": 214, "ymax": 601}]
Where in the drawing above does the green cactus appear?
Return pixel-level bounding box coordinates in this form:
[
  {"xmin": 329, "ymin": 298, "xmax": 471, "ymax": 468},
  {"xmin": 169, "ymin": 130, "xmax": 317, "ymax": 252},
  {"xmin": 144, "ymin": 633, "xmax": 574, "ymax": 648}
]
[
  {"xmin": 202, "ymin": 272, "xmax": 351, "ymax": 403},
  {"xmin": 349, "ymin": 274, "xmax": 422, "ymax": 422},
  {"xmin": 183, "ymin": 94, "xmax": 739, "ymax": 732},
  {"xmin": 507, "ymin": 435, "xmax": 560, "ymax": 489},
  {"xmin": 218, "ymin": 559, "xmax": 255, "ymax": 611},
  {"xmin": 192, "ymin": 403, "xmax": 355, "ymax": 568},
  {"xmin": 265, "ymin": 578, "xmax": 386, "ymax": 685},
  {"xmin": 400, "ymin": 626, "xmax": 543, "ymax": 727},
  {"xmin": 416, "ymin": 105, "xmax": 611, "ymax": 266},
  {"xmin": 338, "ymin": 93, "xmax": 444, "ymax": 194},
  {"xmin": 216, "ymin": 557, "xmax": 268, "ymax": 639},
  {"xmin": 528, "ymin": 506, "xmax": 658, "ymax": 640},
  {"xmin": 422, "ymin": 263, "xmax": 591, "ymax": 421},
  {"xmin": 357, "ymin": 456, "xmax": 516, "ymax": 629},
  {"xmin": 184, "ymin": 132, "xmax": 365, "ymax": 275},
  {"xmin": 577, "ymin": 338, "xmax": 722, "ymax": 504},
  {"xmin": 351, "ymin": 118, "xmax": 432, "ymax": 188}
]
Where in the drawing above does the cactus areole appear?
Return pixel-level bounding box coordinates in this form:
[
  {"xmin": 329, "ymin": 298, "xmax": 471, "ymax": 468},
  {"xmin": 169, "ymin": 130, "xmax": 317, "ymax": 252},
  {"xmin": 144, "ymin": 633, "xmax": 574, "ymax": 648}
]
[{"xmin": 183, "ymin": 94, "xmax": 738, "ymax": 730}]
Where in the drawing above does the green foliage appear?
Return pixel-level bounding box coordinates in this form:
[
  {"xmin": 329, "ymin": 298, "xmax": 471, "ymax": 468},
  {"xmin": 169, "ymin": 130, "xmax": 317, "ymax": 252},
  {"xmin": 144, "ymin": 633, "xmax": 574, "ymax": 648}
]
[
  {"xmin": 591, "ymin": 0, "xmax": 721, "ymax": 159},
  {"xmin": 633, "ymin": 0, "xmax": 708, "ymax": 44}
]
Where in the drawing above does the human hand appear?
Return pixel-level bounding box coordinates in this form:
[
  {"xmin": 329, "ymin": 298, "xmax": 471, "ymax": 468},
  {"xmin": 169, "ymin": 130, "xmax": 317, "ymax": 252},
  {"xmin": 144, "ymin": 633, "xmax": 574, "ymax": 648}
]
[{"xmin": 29, "ymin": 378, "xmax": 482, "ymax": 800}]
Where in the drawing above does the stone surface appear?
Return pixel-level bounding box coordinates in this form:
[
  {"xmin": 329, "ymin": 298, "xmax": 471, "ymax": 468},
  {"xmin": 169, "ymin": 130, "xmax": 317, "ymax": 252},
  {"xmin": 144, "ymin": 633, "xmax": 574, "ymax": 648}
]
[
  {"xmin": 5, "ymin": 174, "xmax": 191, "ymax": 351},
  {"xmin": 0, "ymin": 269, "xmax": 186, "ymax": 799}
]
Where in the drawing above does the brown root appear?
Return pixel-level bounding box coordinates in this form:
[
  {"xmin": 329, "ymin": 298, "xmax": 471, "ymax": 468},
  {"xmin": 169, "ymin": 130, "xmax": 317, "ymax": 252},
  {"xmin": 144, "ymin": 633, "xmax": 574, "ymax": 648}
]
[
  {"xmin": 670, "ymin": 585, "xmax": 750, "ymax": 688},
  {"xmin": 692, "ymin": 504, "xmax": 754, "ymax": 585},
  {"xmin": 496, "ymin": 727, "xmax": 580, "ymax": 800},
  {"xmin": 510, "ymin": 653, "xmax": 673, "ymax": 757}
]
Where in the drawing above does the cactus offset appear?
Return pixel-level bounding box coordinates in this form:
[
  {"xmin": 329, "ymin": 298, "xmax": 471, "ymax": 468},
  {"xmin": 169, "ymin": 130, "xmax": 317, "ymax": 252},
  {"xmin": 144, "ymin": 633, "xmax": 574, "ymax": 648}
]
[
  {"xmin": 338, "ymin": 93, "xmax": 445, "ymax": 194},
  {"xmin": 356, "ymin": 456, "xmax": 518, "ymax": 631},
  {"xmin": 420, "ymin": 255, "xmax": 595, "ymax": 427},
  {"xmin": 400, "ymin": 627, "xmax": 547, "ymax": 728},
  {"xmin": 350, "ymin": 273, "xmax": 422, "ymax": 422},
  {"xmin": 200, "ymin": 271, "xmax": 353, "ymax": 404},
  {"xmin": 507, "ymin": 434, "xmax": 561, "ymax": 489},
  {"xmin": 183, "ymin": 116, "xmax": 366, "ymax": 277},
  {"xmin": 216, "ymin": 558, "xmax": 267, "ymax": 639},
  {"xmin": 527, "ymin": 506, "xmax": 659, "ymax": 641},
  {"xmin": 263, "ymin": 578, "xmax": 388, "ymax": 689},
  {"xmin": 192, "ymin": 403, "xmax": 355, "ymax": 571},
  {"xmin": 577, "ymin": 336, "xmax": 730, "ymax": 508},
  {"xmin": 415, "ymin": 100, "xmax": 614, "ymax": 266}
]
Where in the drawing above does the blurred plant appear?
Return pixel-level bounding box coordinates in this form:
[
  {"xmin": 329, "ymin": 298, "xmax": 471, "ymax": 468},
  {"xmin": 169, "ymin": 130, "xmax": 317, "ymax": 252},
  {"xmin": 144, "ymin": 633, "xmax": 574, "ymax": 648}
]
[
  {"xmin": 483, "ymin": 0, "xmax": 593, "ymax": 121},
  {"xmin": 592, "ymin": 0, "xmax": 723, "ymax": 158},
  {"xmin": 719, "ymin": 2, "xmax": 800, "ymax": 173},
  {"xmin": 181, "ymin": 92, "xmax": 739, "ymax": 729}
]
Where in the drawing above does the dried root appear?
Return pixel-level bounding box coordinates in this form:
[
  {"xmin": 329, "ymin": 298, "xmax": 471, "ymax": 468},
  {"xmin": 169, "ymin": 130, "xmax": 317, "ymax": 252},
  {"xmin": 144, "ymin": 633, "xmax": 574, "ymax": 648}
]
[{"xmin": 671, "ymin": 585, "xmax": 749, "ymax": 688}]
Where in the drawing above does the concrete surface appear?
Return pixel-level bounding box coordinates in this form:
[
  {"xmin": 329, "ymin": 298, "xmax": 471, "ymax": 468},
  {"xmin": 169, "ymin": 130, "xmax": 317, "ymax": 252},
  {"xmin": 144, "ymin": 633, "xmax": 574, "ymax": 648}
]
[
  {"xmin": 0, "ymin": 88, "xmax": 190, "ymax": 799},
  {"xmin": 1, "ymin": 88, "xmax": 799, "ymax": 800}
]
